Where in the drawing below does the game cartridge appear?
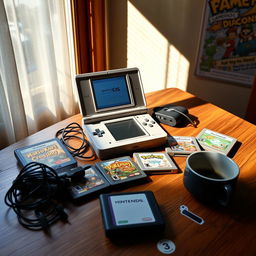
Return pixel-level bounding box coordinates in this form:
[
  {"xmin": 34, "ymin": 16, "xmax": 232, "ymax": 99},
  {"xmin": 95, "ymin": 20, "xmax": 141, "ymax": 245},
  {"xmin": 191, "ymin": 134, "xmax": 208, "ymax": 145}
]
[
  {"xmin": 95, "ymin": 156, "xmax": 147, "ymax": 186},
  {"xmin": 133, "ymin": 152, "xmax": 178, "ymax": 174},
  {"xmin": 99, "ymin": 191, "xmax": 165, "ymax": 237},
  {"xmin": 166, "ymin": 136, "xmax": 201, "ymax": 156},
  {"xmin": 196, "ymin": 128, "xmax": 237, "ymax": 155}
]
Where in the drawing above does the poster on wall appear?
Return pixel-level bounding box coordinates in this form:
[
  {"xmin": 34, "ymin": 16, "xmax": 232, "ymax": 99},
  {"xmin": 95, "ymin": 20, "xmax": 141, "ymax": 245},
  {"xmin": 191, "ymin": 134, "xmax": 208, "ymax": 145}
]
[{"xmin": 195, "ymin": 0, "xmax": 256, "ymax": 86}]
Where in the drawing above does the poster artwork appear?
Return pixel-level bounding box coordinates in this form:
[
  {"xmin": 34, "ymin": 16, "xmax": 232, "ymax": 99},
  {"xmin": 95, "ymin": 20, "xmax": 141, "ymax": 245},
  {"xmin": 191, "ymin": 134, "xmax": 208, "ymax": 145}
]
[{"xmin": 196, "ymin": 0, "xmax": 256, "ymax": 86}]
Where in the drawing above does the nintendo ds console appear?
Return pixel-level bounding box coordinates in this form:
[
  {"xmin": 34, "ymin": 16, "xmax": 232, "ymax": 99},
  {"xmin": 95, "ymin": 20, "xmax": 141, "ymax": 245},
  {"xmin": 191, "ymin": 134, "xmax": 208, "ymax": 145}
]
[
  {"xmin": 76, "ymin": 67, "xmax": 167, "ymax": 159},
  {"xmin": 84, "ymin": 114, "xmax": 167, "ymax": 159}
]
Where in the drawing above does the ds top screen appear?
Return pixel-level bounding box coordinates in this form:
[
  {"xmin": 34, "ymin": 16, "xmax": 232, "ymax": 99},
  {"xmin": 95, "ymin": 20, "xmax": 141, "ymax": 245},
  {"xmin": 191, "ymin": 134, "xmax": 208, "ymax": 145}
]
[{"xmin": 91, "ymin": 76, "xmax": 133, "ymax": 110}]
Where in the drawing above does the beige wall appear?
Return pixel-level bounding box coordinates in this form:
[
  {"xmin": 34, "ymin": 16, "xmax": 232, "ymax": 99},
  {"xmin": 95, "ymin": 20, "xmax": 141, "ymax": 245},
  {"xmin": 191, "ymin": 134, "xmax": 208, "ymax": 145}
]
[{"xmin": 106, "ymin": 0, "xmax": 253, "ymax": 118}]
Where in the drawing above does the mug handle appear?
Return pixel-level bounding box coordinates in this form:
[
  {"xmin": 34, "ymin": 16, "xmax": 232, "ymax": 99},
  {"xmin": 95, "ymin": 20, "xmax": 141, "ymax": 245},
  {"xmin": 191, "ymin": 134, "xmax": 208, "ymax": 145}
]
[{"xmin": 218, "ymin": 184, "xmax": 232, "ymax": 207}]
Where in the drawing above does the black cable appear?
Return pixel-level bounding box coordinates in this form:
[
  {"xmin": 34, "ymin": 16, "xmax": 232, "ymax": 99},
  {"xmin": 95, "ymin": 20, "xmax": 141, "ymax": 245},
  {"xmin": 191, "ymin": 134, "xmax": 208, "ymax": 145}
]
[
  {"xmin": 4, "ymin": 162, "xmax": 68, "ymax": 231},
  {"xmin": 55, "ymin": 122, "xmax": 95, "ymax": 160},
  {"xmin": 168, "ymin": 108, "xmax": 197, "ymax": 128}
]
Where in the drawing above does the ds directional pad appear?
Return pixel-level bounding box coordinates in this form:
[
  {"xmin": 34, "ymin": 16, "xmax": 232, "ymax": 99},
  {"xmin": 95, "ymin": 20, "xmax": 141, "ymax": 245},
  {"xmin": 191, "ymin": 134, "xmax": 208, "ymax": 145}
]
[{"xmin": 93, "ymin": 128, "xmax": 105, "ymax": 137}]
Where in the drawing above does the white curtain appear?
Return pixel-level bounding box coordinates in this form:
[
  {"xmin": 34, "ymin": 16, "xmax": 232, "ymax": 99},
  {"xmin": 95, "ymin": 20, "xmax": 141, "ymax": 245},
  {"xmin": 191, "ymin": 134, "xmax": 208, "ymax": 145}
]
[{"xmin": 0, "ymin": 0, "xmax": 77, "ymax": 149}]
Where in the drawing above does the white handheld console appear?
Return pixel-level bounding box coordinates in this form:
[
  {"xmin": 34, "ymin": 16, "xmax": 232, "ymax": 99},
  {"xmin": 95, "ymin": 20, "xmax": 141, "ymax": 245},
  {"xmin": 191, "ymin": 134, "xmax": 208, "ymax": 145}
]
[{"xmin": 75, "ymin": 67, "xmax": 167, "ymax": 159}]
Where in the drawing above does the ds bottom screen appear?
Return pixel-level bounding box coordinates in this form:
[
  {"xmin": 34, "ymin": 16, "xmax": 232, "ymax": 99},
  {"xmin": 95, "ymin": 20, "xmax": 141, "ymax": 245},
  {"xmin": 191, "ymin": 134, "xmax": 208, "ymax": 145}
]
[{"xmin": 105, "ymin": 119, "xmax": 146, "ymax": 141}]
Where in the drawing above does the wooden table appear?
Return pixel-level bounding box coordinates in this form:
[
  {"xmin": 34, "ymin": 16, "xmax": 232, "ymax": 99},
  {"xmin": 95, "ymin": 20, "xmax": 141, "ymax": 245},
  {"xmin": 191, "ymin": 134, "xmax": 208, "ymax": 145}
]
[{"xmin": 1, "ymin": 88, "xmax": 256, "ymax": 256}]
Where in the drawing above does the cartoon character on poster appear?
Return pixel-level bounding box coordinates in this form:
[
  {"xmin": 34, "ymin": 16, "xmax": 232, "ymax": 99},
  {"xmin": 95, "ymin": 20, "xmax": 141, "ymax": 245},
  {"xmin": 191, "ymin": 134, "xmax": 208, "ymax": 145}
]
[
  {"xmin": 236, "ymin": 24, "xmax": 256, "ymax": 56},
  {"xmin": 223, "ymin": 27, "xmax": 238, "ymax": 59},
  {"xmin": 200, "ymin": 36, "xmax": 217, "ymax": 71}
]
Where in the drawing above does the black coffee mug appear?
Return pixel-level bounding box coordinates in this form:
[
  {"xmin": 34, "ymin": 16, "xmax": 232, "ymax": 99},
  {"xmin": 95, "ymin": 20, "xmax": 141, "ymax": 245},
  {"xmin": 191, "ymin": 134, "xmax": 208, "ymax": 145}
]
[{"xmin": 184, "ymin": 151, "xmax": 239, "ymax": 206}]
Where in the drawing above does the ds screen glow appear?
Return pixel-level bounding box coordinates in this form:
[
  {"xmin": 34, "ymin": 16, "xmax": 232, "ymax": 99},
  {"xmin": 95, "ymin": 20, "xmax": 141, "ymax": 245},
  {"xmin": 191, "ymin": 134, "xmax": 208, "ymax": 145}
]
[{"xmin": 91, "ymin": 76, "xmax": 131, "ymax": 110}]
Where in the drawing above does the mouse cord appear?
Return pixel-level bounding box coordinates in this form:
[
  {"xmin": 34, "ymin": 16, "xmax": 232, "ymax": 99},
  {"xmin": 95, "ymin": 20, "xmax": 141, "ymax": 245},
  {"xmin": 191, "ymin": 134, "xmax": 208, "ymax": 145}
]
[{"xmin": 169, "ymin": 108, "xmax": 197, "ymax": 128}]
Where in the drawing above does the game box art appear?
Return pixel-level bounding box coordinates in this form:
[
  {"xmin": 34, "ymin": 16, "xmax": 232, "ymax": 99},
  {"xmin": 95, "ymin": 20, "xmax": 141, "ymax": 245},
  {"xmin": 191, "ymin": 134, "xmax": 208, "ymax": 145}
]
[
  {"xmin": 165, "ymin": 136, "xmax": 201, "ymax": 156},
  {"xmin": 195, "ymin": 0, "xmax": 256, "ymax": 86},
  {"xmin": 14, "ymin": 138, "xmax": 77, "ymax": 175},
  {"xmin": 196, "ymin": 128, "xmax": 237, "ymax": 155},
  {"xmin": 69, "ymin": 165, "xmax": 110, "ymax": 199},
  {"xmin": 133, "ymin": 152, "xmax": 178, "ymax": 174},
  {"xmin": 95, "ymin": 156, "xmax": 147, "ymax": 185}
]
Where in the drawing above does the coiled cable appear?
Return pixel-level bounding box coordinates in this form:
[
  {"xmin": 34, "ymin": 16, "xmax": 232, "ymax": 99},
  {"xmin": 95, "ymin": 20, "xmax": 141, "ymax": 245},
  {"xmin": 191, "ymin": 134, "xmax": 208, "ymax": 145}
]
[
  {"xmin": 4, "ymin": 162, "xmax": 68, "ymax": 231},
  {"xmin": 55, "ymin": 122, "xmax": 95, "ymax": 159}
]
